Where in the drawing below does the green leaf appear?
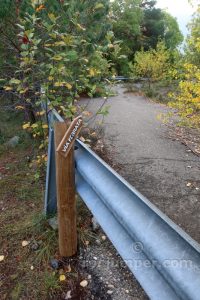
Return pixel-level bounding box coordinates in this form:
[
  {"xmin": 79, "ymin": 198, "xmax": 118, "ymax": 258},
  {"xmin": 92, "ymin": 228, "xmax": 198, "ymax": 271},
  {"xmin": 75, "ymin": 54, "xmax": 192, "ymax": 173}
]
[
  {"xmin": 10, "ymin": 78, "xmax": 21, "ymax": 85},
  {"xmin": 94, "ymin": 3, "xmax": 104, "ymax": 10},
  {"xmin": 97, "ymin": 105, "xmax": 110, "ymax": 116}
]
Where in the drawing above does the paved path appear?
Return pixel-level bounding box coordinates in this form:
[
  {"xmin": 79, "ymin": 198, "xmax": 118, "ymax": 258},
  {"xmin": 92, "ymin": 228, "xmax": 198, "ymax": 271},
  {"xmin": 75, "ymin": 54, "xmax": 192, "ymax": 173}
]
[{"xmin": 82, "ymin": 84, "xmax": 200, "ymax": 243}]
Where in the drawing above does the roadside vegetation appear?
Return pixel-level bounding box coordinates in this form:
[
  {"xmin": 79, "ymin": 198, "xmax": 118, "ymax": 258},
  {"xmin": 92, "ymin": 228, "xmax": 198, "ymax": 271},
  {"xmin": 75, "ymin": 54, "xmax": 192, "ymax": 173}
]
[{"xmin": 0, "ymin": 99, "xmax": 95, "ymax": 299}]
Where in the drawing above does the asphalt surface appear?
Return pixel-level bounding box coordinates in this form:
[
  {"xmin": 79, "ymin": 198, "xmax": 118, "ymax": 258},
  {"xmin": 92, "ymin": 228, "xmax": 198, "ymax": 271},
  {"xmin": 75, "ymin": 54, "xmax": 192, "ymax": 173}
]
[
  {"xmin": 79, "ymin": 84, "xmax": 200, "ymax": 299},
  {"xmin": 82, "ymin": 84, "xmax": 200, "ymax": 243}
]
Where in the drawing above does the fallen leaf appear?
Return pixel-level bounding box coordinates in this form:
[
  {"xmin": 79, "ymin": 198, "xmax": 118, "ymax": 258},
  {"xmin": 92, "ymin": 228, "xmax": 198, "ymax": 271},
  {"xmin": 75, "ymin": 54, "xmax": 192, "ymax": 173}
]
[
  {"xmin": 0, "ymin": 255, "xmax": 5, "ymax": 262},
  {"xmin": 80, "ymin": 280, "xmax": 88, "ymax": 287},
  {"xmin": 65, "ymin": 265, "xmax": 71, "ymax": 273},
  {"xmin": 79, "ymin": 136, "xmax": 86, "ymax": 142},
  {"xmin": 82, "ymin": 111, "xmax": 92, "ymax": 117},
  {"xmin": 59, "ymin": 274, "xmax": 66, "ymax": 282},
  {"xmin": 22, "ymin": 240, "xmax": 30, "ymax": 247}
]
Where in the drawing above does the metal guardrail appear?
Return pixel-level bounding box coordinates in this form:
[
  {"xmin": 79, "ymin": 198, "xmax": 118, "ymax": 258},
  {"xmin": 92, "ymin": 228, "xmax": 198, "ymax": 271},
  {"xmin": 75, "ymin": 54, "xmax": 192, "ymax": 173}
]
[{"xmin": 45, "ymin": 109, "xmax": 200, "ymax": 300}]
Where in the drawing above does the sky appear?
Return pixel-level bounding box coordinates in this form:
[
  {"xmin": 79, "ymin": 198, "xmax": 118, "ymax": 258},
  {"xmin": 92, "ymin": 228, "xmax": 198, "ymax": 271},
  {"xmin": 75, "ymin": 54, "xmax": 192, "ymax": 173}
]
[{"xmin": 156, "ymin": 0, "xmax": 198, "ymax": 37}]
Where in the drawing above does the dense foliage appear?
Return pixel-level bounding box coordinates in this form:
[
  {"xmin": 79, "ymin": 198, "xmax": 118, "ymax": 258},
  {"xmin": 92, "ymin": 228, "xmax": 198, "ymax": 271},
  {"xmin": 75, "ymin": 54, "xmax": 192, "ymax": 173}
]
[
  {"xmin": 110, "ymin": 0, "xmax": 183, "ymax": 75},
  {"xmin": 134, "ymin": 41, "xmax": 170, "ymax": 87},
  {"xmin": 1, "ymin": 0, "xmax": 199, "ymax": 132},
  {"xmin": 169, "ymin": 5, "xmax": 200, "ymax": 127},
  {"xmin": 4, "ymin": 0, "xmax": 111, "ymax": 118}
]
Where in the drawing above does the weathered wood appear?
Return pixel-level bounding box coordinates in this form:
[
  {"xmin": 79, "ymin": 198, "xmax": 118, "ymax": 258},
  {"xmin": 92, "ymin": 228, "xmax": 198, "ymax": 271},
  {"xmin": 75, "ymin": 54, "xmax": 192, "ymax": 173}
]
[
  {"xmin": 54, "ymin": 122, "xmax": 77, "ymax": 257},
  {"xmin": 56, "ymin": 116, "xmax": 83, "ymax": 158}
]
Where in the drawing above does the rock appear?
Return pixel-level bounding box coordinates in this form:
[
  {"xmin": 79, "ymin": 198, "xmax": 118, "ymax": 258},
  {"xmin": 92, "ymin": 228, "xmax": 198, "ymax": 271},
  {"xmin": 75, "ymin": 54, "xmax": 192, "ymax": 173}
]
[
  {"xmin": 50, "ymin": 258, "xmax": 59, "ymax": 270},
  {"xmin": 80, "ymin": 127, "xmax": 90, "ymax": 137},
  {"xmin": 48, "ymin": 217, "xmax": 58, "ymax": 230},
  {"xmin": 108, "ymin": 284, "xmax": 114, "ymax": 288},
  {"xmin": 80, "ymin": 280, "xmax": 88, "ymax": 287},
  {"xmin": 101, "ymin": 235, "xmax": 106, "ymax": 241},
  {"xmin": 21, "ymin": 240, "xmax": 30, "ymax": 247},
  {"xmin": 65, "ymin": 291, "xmax": 72, "ymax": 299},
  {"xmin": 0, "ymin": 255, "xmax": 5, "ymax": 262},
  {"xmin": 107, "ymin": 290, "xmax": 114, "ymax": 295},
  {"xmin": 6, "ymin": 136, "xmax": 20, "ymax": 148},
  {"xmin": 92, "ymin": 217, "xmax": 100, "ymax": 231},
  {"xmin": 31, "ymin": 242, "xmax": 39, "ymax": 251}
]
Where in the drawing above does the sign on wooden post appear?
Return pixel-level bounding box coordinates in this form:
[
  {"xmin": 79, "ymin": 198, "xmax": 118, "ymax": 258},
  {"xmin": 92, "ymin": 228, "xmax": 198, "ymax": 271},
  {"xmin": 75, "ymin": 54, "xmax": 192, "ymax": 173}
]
[
  {"xmin": 54, "ymin": 116, "xmax": 82, "ymax": 257},
  {"xmin": 56, "ymin": 116, "xmax": 83, "ymax": 157}
]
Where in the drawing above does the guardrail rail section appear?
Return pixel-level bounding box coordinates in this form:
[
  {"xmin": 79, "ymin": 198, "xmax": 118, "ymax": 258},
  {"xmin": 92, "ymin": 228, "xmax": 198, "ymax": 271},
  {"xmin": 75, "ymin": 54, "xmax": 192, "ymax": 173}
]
[{"xmin": 45, "ymin": 109, "xmax": 200, "ymax": 300}]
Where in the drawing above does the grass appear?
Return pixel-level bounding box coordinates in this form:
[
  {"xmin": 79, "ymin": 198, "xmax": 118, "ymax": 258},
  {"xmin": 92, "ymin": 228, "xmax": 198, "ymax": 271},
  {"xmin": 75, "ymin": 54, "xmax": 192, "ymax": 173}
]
[
  {"xmin": 0, "ymin": 99, "xmax": 95, "ymax": 299},
  {"xmin": 0, "ymin": 104, "xmax": 59, "ymax": 299}
]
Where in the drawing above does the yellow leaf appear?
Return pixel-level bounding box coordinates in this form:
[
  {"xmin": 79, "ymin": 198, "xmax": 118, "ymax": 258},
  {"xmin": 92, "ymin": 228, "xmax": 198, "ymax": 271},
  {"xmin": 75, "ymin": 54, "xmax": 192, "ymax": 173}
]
[
  {"xmin": 36, "ymin": 110, "xmax": 45, "ymax": 116},
  {"xmin": 22, "ymin": 123, "xmax": 30, "ymax": 129},
  {"xmin": 31, "ymin": 123, "xmax": 38, "ymax": 128},
  {"xmin": 54, "ymin": 82, "xmax": 63, "ymax": 87},
  {"xmin": 19, "ymin": 88, "xmax": 29, "ymax": 94},
  {"xmin": 15, "ymin": 106, "xmax": 24, "ymax": 110},
  {"xmin": 48, "ymin": 76, "xmax": 54, "ymax": 81},
  {"xmin": 77, "ymin": 23, "xmax": 86, "ymax": 31},
  {"xmin": 54, "ymin": 41, "xmax": 66, "ymax": 46},
  {"xmin": 89, "ymin": 68, "xmax": 96, "ymax": 77},
  {"xmin": 4, "ymin": 86, "xmax": 12, "ymax": 91},
  {"xmin": 65, "ymin": 83, "xmax": 72, "ymax": 90},
  {"xmin": 53, "ymin": 55, "xmax": 62, "ymax": 61},
  {"xmin": 59, "ymin": 274, "xmax": 66, "ymax": 281},
  {"xmin": 42, "ymin": 124, "xmax": 48, "ymax": 129}
]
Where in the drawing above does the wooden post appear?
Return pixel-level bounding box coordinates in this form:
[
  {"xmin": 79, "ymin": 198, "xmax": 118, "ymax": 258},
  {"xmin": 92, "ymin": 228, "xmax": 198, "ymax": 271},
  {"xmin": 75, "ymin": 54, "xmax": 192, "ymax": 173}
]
[{"xmin": 54, "ymin": 122, "xmax": 77, "ymax": 257}]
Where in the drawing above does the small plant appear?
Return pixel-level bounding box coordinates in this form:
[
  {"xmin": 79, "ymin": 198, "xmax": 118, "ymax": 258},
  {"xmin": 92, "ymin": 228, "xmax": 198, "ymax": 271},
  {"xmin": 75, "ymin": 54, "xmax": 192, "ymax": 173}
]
[
  {"xmin": 134, "ymin": 41, "xmax": 170, "ymax": 89},
  {"xmin": 43, "ymin": 270, "xmax": 61, "ymax": 295}
]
